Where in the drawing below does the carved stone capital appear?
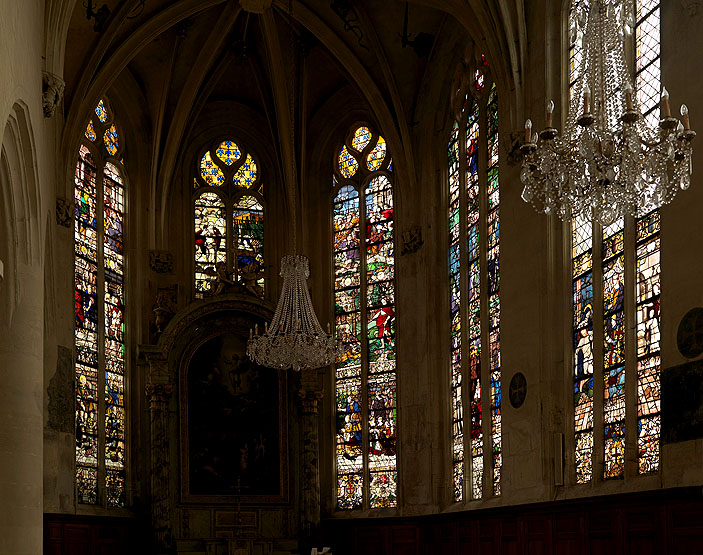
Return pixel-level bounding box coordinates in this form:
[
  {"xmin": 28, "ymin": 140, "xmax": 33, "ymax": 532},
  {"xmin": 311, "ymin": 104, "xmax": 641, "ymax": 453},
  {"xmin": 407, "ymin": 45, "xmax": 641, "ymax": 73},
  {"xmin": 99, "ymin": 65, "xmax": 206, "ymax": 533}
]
[
  {"xmin": 240, "ymin": 0, "xmax": 272, "ymax": 13},
  {"xmin": 298, "ymin": 389, "xmax": 323, "ymax": 414},
  {"xmin": 42, "ymin": 71, "xmax": 65, "ymax": 118},
  {"xmin": 143, "ymin": 350, "xmax": 169, "ymax": 382},
  {"xmin": 146, "ymin": 383, "xmax": 173, "ymax": 407}
]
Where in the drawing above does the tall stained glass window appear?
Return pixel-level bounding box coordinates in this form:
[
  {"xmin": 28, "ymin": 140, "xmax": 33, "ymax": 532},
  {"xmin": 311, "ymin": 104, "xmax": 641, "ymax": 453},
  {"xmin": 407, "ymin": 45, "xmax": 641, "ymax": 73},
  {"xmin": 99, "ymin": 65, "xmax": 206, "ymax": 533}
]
[
  {"xmin": 568, "ymin": 0, "xmax": 661, "ymax": 483},
  {"xmin": 193, "ymin": 139, "xmax": 264, "ymax": 298},
  {"xmin": 74, "ymin": 98, "xmax": 126, "ymax": 507},
  {"xmin": 334, "ymin": 125, "xmax": 397, "ymax": 510},
  {"xmin": 448, "ymin": 61, "xmax": 502, "ymax": 502}
]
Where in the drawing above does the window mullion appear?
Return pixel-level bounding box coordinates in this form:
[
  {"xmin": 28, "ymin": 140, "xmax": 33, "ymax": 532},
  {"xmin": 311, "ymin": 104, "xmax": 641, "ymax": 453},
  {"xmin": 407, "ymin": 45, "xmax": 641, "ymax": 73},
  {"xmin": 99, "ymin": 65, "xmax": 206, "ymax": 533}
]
[
  {"xmin": 592, "ymin": 222, "xmax": 605, "ymax": 484},
  {"xmin": 96, "ymin": 164, "xmax": 106, "ymax": 507}
]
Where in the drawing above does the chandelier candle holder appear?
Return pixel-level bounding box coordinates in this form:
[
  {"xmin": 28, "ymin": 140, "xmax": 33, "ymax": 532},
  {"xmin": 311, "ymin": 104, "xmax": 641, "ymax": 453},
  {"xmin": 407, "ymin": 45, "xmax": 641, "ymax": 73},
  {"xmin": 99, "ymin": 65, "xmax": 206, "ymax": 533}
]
[
  {"xmin": 247, "ymin": 255, "xmax": 342, "ymax": 371},
  {"xmin": 520, "ymin": 0, "xmax": 695, "ymax": 225}
]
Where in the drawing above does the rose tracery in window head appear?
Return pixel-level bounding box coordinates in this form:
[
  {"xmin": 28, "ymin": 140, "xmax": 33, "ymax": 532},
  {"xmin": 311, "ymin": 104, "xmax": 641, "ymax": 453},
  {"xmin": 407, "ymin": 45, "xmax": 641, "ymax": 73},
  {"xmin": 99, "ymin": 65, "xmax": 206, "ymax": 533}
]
[
  {"xmin": 336, "ymin": 126, "xmax": 390, "ymax": 181},
  {"xmin": 195, "ymin": 139, "xmax": 262, "ymax": 194}
]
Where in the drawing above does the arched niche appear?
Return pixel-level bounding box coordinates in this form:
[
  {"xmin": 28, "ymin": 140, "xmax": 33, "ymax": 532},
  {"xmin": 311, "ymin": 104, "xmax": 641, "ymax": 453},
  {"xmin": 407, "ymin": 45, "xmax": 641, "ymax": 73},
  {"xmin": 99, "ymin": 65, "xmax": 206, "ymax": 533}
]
[{"xmin": 147, "ymin": 294, "xmax": 290, "ymax": 506}]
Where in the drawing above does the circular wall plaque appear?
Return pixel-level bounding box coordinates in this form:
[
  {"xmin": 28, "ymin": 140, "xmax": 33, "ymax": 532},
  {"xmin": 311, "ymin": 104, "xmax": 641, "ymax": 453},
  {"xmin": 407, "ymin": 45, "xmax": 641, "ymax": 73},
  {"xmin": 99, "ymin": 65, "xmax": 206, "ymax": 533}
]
[
  {"xmin": 509, "ymin": 372, "xmax": 527, "ymax": 409},
  {"xmin": 677, "ymin": 307, "xmax": 703, "ymax": 359}
]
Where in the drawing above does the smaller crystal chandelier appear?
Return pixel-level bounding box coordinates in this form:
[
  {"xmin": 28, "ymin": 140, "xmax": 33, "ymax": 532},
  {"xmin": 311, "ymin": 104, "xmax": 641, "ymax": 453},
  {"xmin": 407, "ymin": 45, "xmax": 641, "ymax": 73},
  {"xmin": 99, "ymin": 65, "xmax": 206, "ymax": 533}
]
[
  {"xmin": 520, "ymin": 0, "xmax": 695, "ymax": 225},
  {"xmin": 247, "ymin": 255, "xmax": 341, "ymax": 371}
]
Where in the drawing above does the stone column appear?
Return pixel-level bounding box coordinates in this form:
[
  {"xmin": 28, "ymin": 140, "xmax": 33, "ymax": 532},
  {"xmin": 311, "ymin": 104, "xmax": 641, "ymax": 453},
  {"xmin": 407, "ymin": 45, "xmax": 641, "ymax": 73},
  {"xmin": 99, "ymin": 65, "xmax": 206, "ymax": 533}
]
[
  {"xmin": 299, "ymin": 369, "xmax": 323, "ymax": 542},
  {"xmin": 0, "ymin": 269, "xmax": 43, "ymax": 555},
  {"xmin": 145, "ymin": 370, "xmax": 173, "ymax": 552}
]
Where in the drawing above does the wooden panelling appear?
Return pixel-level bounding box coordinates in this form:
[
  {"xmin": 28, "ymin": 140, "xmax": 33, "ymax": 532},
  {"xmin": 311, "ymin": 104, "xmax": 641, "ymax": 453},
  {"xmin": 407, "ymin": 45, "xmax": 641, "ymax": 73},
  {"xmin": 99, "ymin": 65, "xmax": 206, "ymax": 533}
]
[
  {"xmin": 44, "ymin": 514, "xmax": 146, "ymax": 555},
  {"xmin": 323, "ymin": 488, "xmax": 703, "ymax": 555}
]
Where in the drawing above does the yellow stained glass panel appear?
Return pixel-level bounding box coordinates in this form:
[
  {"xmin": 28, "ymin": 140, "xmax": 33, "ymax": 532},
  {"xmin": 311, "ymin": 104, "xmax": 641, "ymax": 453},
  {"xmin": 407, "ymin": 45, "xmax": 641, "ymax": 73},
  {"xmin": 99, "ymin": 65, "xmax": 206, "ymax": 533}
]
[
  {"xmin": 200, "ymin": 151, "xmax": 225, "ymax": 186},
  {"xmin": 339, "ymin": 145, "xmax": 359, "ymax": 178},
  {"xmin": 352, "ymin": 126, "xmax": 372, "ymax": 152},
  {"xmin": 103, "ymin": 124, "xmax": 119, "ymax": 157},
  {"xmin": 95, "ymin": 100, "xmax": 108, "ymax": 123},
  {"xmin": 216, "ymin": 140, "xmax": 241, "ymax": 166},
  {"xmin": 366, "ymin": 136, "xmax": 387, "ymax": 171},
  {"xmin": 85, "ymin": 120, "xmax": 96, "ymax": 142},
  {"xmin": 233, "ymin": 154, "xmax": 258, "ymax": 189}
]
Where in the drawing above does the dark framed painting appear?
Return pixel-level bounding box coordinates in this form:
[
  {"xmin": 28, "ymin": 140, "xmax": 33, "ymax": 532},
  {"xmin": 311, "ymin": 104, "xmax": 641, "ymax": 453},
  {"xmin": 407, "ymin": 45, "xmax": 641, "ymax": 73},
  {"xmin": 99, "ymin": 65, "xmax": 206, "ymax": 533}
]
[{"xmin": 180, "ymin": 320, "xmax": 288, "ymax": 504}]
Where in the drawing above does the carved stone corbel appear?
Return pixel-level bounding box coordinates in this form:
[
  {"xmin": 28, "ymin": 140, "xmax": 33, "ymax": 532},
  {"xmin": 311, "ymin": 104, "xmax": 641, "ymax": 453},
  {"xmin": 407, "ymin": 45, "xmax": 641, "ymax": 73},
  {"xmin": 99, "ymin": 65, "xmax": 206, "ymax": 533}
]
[
  {"xmin": 42, "ymin": 71, "xmax": 65, "ymax": 118},
  {"xmin": 56, "ymin": 197, "xmax": 73, "ymax": 228}
]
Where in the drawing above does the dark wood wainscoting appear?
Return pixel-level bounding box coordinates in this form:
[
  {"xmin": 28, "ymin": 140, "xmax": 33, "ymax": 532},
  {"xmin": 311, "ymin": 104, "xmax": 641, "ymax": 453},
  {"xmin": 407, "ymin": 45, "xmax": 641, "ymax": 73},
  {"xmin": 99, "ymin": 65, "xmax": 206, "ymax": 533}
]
[
  {"xmin": 45, "ymin": 513, "xmax": 148, "ymax": 555},
  {"xmin": 322, "ymin": 488, "xmax": 703, "ymax": 555}
]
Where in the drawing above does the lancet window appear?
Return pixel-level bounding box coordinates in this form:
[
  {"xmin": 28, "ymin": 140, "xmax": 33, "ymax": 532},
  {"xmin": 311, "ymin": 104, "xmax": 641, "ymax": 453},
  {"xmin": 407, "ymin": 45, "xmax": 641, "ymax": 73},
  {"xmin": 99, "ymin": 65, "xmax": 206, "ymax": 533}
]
[
  {"xmin": 333, "ymin": 125, "xmax": 397, "ymax": 510},
  {"xmin": 569, "ymin": 0, "xmax": 661, "ymax": 483},
  {"xmin": 193, "ymin": 139, "xmax": 264, "ymax": 298},
  {"xmin": 74, "ymin": 98, "xmax": 127, "ymax": 507},
  {"xmin": 448, "ymin": 60, "xmax": 502, "ymax": 502}
]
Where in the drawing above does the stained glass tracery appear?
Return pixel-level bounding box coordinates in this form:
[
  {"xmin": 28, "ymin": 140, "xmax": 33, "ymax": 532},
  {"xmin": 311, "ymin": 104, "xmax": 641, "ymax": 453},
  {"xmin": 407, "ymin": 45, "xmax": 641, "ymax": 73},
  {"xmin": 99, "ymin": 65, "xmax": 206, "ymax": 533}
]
[
  {"xmin": 335, "ymin": 125, "xmax": 396, "ymax": 510},
  {"xmin": 448, "ymin": 74, "xmax": 501, "ymax": 502},
  {"xmin": 194, "ymin": 140, "xmax": 264, "ymax": 298},
  {"xmin": 216, "ymin": 140, "xmax": 242, "ymax": 165},
  {"xmin": 74, "ymin": 100, "xmax": 126, "ymax": 507}
]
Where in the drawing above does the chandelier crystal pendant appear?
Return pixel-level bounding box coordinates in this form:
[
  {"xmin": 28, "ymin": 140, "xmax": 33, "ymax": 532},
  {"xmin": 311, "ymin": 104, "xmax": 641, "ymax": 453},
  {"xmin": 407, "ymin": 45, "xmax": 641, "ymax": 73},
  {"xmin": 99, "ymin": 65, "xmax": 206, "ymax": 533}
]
[
  {"xmin": 520, "ymin": 0, "xmax": 695, "ymax": 225},
  {"xmin": 247, "ymin": 255, "xmax": 342, "ymax": 371}
]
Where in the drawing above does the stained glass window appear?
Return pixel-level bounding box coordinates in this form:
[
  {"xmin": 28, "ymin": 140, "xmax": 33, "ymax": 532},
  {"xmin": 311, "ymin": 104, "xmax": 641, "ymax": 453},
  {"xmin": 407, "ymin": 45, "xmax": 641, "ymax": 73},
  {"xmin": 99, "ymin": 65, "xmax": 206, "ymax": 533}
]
[
  {"xmin": 636, "ymin": 211, "xmax": 661, "ymax": 473},
  {"xmin": 447, "ymin": 65, "xmax": 500, "ymax": 502},
  {"xmin": 232, "ymin": 154, "xmax": 259, "ymax": 191},
  {"xmin": 200, "ymin": 151, "xmax": 225, "ymax": 186},
  {"xmin": 193, "ymin": 139, "xmax": 264, "ymax": 298},
  {"xmin": 567, "ymin": 0, "xmax": 661, "ymax": 482},
  {"xmin": 85, "ymin": 120, "xmax": 96, "ymax": 142},
  {"xmin": 194, "ymin": 193, "xmax": 227, "ymax": 295},
  {"xmin": 603, "ymin": 219, "xmax": 625, "ymax": 479},
  {"xmin": 572, "ymin": 215, "xmax": 594, "ymax": 484},
  {"xmin": 233, "ymin": 196, "xmax": 264, "ymax": 289},
  {"xmin": 74, "ymin": 98, "xmax": 126, "ymax": 507},
  {"xmin": 334, "ymin": 125, "xmax": 396, "ymax": 510},
  {"xmin": 216, "ymin": 140, "xmax": 241, "ymax": 166},
  {"xmin": 103, "ymin": 124, "xmax": 119, "ymax": 157}
]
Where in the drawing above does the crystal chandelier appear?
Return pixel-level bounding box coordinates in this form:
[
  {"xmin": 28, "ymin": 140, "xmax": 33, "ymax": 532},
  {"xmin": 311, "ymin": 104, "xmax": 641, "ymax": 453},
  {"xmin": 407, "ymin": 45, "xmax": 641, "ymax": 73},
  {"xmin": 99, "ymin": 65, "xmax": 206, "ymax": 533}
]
[
  {"xmin": 520, "ymin": 0, "xmax": 695, "ymax": 225},
  {"xmin": 247, "ymin": 0, "xmax": 341, "ymax": 371},
  {"xmin": 247, "ymin": 255, "xmax": 341, "ymax": 371}
]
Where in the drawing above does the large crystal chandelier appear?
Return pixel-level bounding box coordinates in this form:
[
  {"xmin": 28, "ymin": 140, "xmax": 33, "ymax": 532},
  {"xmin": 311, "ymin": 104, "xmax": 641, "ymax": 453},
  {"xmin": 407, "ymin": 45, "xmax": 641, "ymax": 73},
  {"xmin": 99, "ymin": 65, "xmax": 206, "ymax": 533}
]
[
  {"xmin": 520, "ymin": 0, "xmax": 695, "ymax": 225},
  {"xmin": 247, "ymin": 0, "xmax": 341, "ymax": 371},
  {"xmin": 247, "ymin": 255, "xmax": 341, "ymax": 371}
]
